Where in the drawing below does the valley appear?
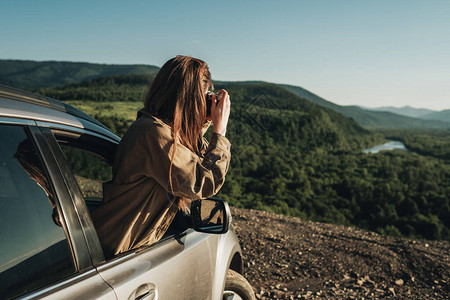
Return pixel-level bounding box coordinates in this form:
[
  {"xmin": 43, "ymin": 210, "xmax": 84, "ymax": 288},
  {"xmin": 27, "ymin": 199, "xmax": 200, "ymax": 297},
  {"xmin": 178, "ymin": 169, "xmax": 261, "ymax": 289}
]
[{"xmin": 1, "ymin": 59, "xmax": 449, "ymax": 242}]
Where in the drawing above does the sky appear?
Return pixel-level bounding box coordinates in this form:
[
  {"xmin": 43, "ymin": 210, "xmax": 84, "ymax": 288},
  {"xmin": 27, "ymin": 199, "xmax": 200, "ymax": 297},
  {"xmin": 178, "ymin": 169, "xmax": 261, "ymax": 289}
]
[{"xmin": 2, "ymin": 0, "xmax": 450, "ymax": 110}]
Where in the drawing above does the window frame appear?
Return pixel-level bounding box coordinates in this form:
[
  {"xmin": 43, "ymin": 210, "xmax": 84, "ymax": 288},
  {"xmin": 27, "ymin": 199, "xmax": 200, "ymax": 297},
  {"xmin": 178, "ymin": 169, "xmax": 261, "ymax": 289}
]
[
  {"xmin": 37, "ymin": 124, "xmax": 118, "ymax": 267},
  {"xmin": 0, "ymin": 116, "xmax": 118, "ymax": 298}
]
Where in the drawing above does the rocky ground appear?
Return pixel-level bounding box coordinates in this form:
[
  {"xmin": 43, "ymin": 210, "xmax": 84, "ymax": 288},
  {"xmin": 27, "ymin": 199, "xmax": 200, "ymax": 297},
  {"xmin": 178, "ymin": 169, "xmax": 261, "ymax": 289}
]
[{"xmin": 231, "ymin": 207, "xmax": 450, "ymax": 299}]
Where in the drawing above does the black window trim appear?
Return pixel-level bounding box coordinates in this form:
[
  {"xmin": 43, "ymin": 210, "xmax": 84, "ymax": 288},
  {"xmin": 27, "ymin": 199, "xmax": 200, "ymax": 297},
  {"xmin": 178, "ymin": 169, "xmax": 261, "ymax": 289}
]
[
  {"xmin": 28, "ymin": 126, "xmax": 93, "ymax": 269},
  {"xmin": 38, "ymin": 126, "xmax": 109, "ymax": 267}
]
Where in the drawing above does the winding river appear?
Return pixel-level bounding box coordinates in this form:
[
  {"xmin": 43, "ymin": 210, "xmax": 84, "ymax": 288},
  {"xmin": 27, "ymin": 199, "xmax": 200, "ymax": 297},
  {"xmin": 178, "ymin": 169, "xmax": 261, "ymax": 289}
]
[{"xmin": 363, "ymin": 140, "xmax": 408, "ymax": 154}]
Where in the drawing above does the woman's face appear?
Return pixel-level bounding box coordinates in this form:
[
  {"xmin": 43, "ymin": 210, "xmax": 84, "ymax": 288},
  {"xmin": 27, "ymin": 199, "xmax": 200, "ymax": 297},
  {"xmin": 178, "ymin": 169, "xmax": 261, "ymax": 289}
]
[
  {"xmin": 202, "ymin": 77, "xmax": 213, "ymax": 122},
  {"xmin": 202, "ymin": 77, "xmax": 211, "ymax": 94}
]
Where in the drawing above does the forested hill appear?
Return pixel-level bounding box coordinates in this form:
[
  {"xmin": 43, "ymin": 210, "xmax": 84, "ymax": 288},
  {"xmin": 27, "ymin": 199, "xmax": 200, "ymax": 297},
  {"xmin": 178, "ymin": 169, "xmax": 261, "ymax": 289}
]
[
  {"xmin": 213, "ymin": 81, "xmax": 379, "ymax": 151},
  {"xmin": 33, "ymin": 74, "xmax": 381, "ymax": 151},
  {"xmin": 0, "ymin": 59, "xmax": 159, "ymax": 89}
]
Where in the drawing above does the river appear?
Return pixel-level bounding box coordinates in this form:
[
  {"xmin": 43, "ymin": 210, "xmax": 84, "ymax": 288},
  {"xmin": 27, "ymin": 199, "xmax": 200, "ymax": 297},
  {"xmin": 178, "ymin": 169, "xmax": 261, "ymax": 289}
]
[{"xmin": 363, "ymin": 140, "xmax": 408, "ymax": 154}]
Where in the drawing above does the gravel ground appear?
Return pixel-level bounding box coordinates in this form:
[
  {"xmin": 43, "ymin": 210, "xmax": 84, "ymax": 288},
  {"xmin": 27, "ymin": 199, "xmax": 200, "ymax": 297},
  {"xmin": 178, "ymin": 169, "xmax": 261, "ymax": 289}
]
[{"xmin": 231, "ymin": 207, "xmax": 450, "ymax": 299}]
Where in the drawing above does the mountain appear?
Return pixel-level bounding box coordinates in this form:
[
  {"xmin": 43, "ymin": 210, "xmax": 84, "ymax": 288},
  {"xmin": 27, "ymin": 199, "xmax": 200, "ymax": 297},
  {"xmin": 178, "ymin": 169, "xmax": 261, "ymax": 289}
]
[
  {"xmin": 421, "ymin": 109, "xmax": 450, "ymax": 123},
  {"xmin": 364, "ymin": 106, "xmax": 436, "ymax": 118},
  {"xmin": 2, "ymin": 59, "xmax": 447, "ymax": 129},
  {"xmin": 279, "ymin": 84, "xmax": 450, "ymax": 129},
  {"xmin": 0, "ymin": 59, "xmax": 159, "ymax": 89},
  {"xmin": 366, "ymin": 106, "xmax": 450, "ymax": 124}
]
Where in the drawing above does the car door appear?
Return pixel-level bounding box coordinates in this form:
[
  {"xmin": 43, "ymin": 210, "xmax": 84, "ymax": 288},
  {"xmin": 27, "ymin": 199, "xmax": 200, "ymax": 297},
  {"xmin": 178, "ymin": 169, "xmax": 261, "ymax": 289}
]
[
  {"xmin": 0, "ymin": 121, "xmax": 115, "ymax": 299},
  {"xmin": 96, "ymin": 231, "xmax": 219, "ymax": 300},
  {"xmin": 45, "ymin": 124, "xmax": 218, "ymax": 299}
]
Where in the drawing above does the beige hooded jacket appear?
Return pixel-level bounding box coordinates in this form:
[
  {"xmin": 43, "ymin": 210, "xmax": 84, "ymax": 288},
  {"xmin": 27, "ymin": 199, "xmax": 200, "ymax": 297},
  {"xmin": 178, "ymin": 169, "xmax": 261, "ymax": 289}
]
[{"xmin": 92, "ymin": 109, "xmax": 231, "ymax": 256}]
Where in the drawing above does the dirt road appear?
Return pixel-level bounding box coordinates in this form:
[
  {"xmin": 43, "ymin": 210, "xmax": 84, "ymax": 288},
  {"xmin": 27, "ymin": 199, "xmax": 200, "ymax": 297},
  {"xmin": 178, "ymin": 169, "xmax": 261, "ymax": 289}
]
[{"xmin": 231, "ymin": 207, "xmax": 449, "ymax": 299}]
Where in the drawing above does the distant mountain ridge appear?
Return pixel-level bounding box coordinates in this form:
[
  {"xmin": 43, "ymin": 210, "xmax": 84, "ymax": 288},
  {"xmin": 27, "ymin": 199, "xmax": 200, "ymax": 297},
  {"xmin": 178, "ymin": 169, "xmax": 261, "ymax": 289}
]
[
  {"xmin": 362, "ymin": 106, "xmax": 450, "ymax": 122},
  {"xmin": 0, "ymin": 59, "xmax": 159, "ymax": 89},
  {"xmin": 279, "ymin": 84, "xmax": 450, "ymax": 129},
  {"xmin": 363, "ymin": 106, "xmax": 450, "ymax": 123},
  {"xmin": 364, "ymin": 105, "xmax": 436, "ymax": 118},
  {"xmin": 1, "ymin": 59, "xmax": 449, "ymax": 129}
]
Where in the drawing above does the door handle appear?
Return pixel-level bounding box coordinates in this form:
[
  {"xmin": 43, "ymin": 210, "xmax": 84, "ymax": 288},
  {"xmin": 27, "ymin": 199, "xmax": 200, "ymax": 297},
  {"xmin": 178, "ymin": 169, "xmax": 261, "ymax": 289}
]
[
  {"xmin": 129, "ymin": 284, "xmax": 157, "ymax": 300},
  {"xmin": 136, "ymin": 290, "xmax": 155, "ymax": 300}
]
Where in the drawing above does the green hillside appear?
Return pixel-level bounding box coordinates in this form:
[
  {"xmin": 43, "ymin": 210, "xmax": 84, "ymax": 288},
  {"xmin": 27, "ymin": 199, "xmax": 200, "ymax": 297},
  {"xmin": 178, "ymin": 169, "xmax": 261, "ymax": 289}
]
[
  {"xmin": 33, "ymin": 75, "xmax": 450, "ymax": 240},
  {"xmin": 34, "ymin": 74, "xmax": 155, "ymax": 103},
  {"xmin": 213, "ymin": 82, "xmax": 377, "ymax": 150},
  {"xmin": 0, "ymin": 59, "xmax": 159, "ymax": 89},
  {"xmin": 280, "ymin": 84, "xmax": 450, "ymax": 129}
]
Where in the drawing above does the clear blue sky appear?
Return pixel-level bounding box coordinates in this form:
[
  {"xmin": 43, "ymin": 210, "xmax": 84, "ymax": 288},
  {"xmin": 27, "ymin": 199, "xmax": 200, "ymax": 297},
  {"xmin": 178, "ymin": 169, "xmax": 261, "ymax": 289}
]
[{"xmin": 2, "ymin": 0, "xmax": 449, "ymax": 110}]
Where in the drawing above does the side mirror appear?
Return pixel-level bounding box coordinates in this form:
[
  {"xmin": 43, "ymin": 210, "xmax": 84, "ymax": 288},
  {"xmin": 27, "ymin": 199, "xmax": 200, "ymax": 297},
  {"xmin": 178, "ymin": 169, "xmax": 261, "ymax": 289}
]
[{"xmin": 190, "ymin": 198, "xmax": 231, "ymax": 234}]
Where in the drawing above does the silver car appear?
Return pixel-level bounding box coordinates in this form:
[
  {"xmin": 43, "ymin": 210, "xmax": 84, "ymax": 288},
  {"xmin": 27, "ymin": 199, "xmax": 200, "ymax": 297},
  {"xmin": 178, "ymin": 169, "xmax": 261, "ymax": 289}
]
[{"xmin": 0, "ymin": 85, "xmax": 255, "ymax": 300}]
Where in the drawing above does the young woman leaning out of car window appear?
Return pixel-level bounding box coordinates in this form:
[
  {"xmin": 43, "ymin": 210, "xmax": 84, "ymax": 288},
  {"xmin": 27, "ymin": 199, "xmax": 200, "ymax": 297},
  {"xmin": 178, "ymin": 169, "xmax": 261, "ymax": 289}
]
[{"xmin": 92, "ymin": 55, "xmax": 231, "ymax": 257}]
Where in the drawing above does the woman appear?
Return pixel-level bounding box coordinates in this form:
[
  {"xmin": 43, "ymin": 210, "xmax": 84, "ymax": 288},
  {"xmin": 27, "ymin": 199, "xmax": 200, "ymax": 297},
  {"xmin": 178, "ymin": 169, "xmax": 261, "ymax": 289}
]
[{"xmin": 92, "ymin": 56, "xmax": 231, "ymax": 257}]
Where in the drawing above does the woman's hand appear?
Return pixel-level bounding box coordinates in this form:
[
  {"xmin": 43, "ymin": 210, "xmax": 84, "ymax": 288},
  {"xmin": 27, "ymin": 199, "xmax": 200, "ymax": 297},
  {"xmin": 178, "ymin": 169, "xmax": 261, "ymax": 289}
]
[{"xmin": 211, "ymin": 89, "xmax": 230, "ymax": 136}]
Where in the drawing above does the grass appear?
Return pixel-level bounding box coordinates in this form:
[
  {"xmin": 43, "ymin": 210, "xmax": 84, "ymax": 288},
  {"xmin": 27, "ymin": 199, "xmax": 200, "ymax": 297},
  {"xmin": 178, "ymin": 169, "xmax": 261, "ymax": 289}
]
[{"xmin": 65, "ymin": 100, "xmax": 142, "ymax": 121}]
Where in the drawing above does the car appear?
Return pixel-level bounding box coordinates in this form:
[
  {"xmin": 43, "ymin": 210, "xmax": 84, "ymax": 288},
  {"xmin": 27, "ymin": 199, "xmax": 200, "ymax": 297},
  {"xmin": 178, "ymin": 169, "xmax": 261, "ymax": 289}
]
[{"xmin": 0, "ymin": 85, "xmax": 255, "ymax": 300}]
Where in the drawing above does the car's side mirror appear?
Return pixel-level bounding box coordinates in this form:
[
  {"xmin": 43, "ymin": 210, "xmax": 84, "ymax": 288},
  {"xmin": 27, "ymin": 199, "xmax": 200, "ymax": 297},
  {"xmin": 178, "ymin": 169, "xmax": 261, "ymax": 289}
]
[{"xmin": 190, "ymin": 198, "xmax": 231, "ymax": 234}]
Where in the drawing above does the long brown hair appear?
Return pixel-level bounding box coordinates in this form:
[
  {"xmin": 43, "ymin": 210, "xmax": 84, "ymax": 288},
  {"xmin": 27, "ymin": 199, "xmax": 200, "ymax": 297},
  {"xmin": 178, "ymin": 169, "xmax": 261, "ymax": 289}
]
[{"xmin": 143, "ymin": 55, "xmax": 212, "ymax": 211}]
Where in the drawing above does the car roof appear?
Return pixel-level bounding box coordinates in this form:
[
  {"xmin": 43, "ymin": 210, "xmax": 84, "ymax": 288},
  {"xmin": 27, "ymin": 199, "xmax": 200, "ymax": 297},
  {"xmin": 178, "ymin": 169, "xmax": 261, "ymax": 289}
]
[{"xmin": 0, "ymin": 85, "xmax": 120, "ymax": 142}]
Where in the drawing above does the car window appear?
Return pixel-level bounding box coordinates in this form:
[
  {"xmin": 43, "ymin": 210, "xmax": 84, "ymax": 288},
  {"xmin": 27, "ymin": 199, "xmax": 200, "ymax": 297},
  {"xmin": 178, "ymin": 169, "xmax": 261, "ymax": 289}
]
[
  {"xmin": 0, "ymin": 125, "xmax": 75, "ymax": 299},
  {"xmin": 54, "ymin": 131, "xmax": 115, "ymax": 212}
]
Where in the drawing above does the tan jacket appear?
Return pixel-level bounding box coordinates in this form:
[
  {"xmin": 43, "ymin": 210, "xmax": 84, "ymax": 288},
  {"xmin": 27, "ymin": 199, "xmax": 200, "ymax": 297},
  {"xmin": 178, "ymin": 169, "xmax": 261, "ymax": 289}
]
[{"xmin": 92, "ymin": 109, "xmax": 231, "ymax": 256}]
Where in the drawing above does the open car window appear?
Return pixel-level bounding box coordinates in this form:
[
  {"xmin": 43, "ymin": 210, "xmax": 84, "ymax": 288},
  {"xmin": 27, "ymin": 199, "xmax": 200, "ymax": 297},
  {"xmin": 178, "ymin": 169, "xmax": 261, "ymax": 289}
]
[{"xmin": 53, "ymin": 130, "xmax": 116, "ymax": 212}]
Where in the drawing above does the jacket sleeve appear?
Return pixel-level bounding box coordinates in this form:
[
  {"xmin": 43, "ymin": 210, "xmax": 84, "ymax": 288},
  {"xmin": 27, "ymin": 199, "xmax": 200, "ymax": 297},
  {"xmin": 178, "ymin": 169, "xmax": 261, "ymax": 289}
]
[{"xmin": 142, "ymin": 123, "xmax": 231, "ymax": 200}]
